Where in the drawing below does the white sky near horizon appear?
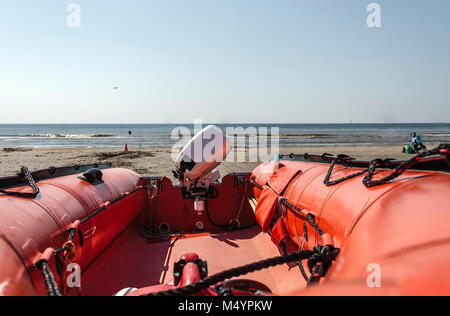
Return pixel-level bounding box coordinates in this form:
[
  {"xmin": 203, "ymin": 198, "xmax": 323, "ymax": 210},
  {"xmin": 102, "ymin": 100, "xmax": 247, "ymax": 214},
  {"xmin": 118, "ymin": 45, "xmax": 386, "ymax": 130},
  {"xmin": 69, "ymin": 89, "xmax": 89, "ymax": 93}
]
[{"xmin": 0, "ymin": 1, "xmax": 449, "ymax": 124}]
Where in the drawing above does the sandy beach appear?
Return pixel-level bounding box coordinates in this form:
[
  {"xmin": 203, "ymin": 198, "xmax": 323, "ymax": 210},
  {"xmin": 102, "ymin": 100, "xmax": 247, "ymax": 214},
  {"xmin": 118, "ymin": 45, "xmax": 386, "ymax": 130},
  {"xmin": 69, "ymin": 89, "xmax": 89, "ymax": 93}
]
[{"xmin": 0, "ymin": 144, "xmax": 433, "ymax": 181}]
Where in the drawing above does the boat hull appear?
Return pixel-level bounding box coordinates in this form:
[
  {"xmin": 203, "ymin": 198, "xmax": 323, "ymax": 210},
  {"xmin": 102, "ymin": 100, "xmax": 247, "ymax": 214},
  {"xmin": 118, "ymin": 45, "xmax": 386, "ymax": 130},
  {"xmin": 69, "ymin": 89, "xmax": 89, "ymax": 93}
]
[
  {"xmin": 251, "ymin": 160, "xmax": 450, "ymax": 295},
  {"xmin": 0, "ymin": 167, "xmax": 147, "ymax": 296}
]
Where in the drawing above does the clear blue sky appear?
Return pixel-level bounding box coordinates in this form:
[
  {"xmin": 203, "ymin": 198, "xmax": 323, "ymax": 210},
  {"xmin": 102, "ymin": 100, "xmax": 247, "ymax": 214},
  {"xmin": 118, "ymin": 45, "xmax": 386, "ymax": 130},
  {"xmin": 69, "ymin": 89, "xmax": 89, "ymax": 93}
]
[{"xmin": 0, "ymin": 1, "xmax": 449, "ymax": 123}]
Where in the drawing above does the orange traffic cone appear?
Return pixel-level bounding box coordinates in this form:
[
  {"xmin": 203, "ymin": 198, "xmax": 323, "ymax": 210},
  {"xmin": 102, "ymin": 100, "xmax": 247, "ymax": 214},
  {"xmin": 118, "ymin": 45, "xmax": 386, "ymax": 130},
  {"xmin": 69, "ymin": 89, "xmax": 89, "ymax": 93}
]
[{"xmin": 124, "ymin": 143, "xmax": 128, "ymax": 152}]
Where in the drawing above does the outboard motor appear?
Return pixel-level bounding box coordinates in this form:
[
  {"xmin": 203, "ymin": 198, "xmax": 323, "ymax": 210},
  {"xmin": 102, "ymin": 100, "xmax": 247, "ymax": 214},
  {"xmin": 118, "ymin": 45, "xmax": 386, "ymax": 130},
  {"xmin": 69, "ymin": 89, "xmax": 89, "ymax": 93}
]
[{"xmin": 173, "ymin": 125, "xmax": 232, "ymax": 214}]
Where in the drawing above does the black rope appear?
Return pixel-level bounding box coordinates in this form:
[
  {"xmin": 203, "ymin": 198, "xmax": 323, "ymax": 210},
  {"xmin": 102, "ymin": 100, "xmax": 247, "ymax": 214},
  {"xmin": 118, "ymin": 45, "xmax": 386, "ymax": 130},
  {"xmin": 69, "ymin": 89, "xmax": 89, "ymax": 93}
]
[
  {"xmin": 305, "ymin": 214, "xmax": 324, "ymax": 236},
  {"xmin": 0, "ymin": 166, "xmax": 40, "ymax": 198},
  {"xmin": 279, "ymin": 198, "xmax": 303, "ymax": 216},
  {"xmin": 67, "ymin": 228, "xmax": 76, "ymax": 244},
  {"xmin": 323, "ymin": 158, "xmax": 369, "ymax": 186},
  {"xmin": 143, "ymin": 243, "xmax": 340, "ymax": 296},
  {"xmin": 53, "ymin": 185, "xmax": 153, "ymax": 285},
  {"xmin": 205, "ymin": 199, "xmax": 230, "ymax": 229},
  {"xmin": 54, "ymin": 227, "xmax": 83, "ymax": 257},
  {"xmin": 250, "ymin": 179, "xmax": 264, "ymax": 190},
  {"xmin": 303, "ymin": 222, "xmax": 308, "ymax": 242},
  {"xmin": 204, "ymin": 197, "xmax": 258, "ymax": 231},
  {"xmin": 81, "ymin": 205, "xmax": 106, "ymax": 224},
  {"xmin": 35, "ymin": 260, "xmax": 62, "ymax": 297},
  {"xmin": 140, "ymin": 228, "xmax": 185, "ymax": 241},
  {"xmin": 80, "ymin": 185, "xmax": 151, "ymax": 224},
  {"xmin": 143, "ymin": 249, "xmax": 315, "ymax": 296},
  {"xmin": 77, "ymin": 228, "xmax": 84, "ymax": 247},
  {"xmin": 279, "ymin": 198, "xmax": 324, "ymax": 236},
  {"xmin": 307, "ymin": 262, "xmax": 323, "ymax": 286},
  {"xmin": 297, "ymin": 260, "xmax": 309, "ymax": 282},
  {"xmin": 55, "ymin": 252, "xmax": 65, "ymax": 277},
  {"xmin": 54, "ymin": 230, "xmax": 79, "ymax": 277},
  {"xmin": 363, "ymin": 144, "xmax": 450, "ymax": 187},
  {"xmin": 321, "ymin": 144, "xmax": 450, "ymax": 188},
  {"xmin": 54, "ymin": 185, "xmax": 153, "ymax": 277},
  {"xmin": 306, "ymin": 245, "xmax": 340, "ymax": 286}
]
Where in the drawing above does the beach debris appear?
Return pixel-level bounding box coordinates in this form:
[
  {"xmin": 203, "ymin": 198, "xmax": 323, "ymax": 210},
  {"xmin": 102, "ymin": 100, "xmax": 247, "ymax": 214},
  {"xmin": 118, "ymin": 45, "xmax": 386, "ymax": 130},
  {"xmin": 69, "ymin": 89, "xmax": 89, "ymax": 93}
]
[
  {"xmin": 92, "ymin": 151, "xmax": 153, "ymax": 160},
  {"xmin": 2, "ymin": 147, "xmax": 32, "ymax": 152}
]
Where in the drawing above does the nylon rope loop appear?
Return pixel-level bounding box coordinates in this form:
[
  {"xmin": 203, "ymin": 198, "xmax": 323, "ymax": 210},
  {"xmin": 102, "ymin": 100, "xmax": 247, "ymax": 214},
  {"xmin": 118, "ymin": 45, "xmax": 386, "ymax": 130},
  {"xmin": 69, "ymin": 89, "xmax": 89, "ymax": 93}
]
[
  {"xmin": 305, "ymin": 214, "xmax": 324, "ymax": 237},
  {"xmin": 323, "ymin": 157, "xmax": 369, "ymax": 187},
  {"xmin": 0, "ymin": 166, "xmax": 40, "ymax": 198},
  {"xmin": 54, "ymin": 228, "xmax": 79, "ymax": 282},
  {"xmin": 250, "ymin": 177, "xmax": 264, "ymax": 190},
  {"xmin": 53, "ymin": 222, "xmax": 84, "ymax": 285},
  {"xmin": 279, "ymin": 198, "xmax": 324, "ymax": 237},
  {"xmin": 277, "ymin": 197, "xmax": 288, "ymax": 218}
]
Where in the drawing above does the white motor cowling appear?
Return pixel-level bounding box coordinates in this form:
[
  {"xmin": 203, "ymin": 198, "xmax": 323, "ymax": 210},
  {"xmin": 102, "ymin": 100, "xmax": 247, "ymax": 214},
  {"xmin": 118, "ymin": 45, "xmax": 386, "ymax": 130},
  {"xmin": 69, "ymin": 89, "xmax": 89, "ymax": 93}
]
[{"xmin": 174, "ymin": 125, "xmax": 232, "ymax": 188}]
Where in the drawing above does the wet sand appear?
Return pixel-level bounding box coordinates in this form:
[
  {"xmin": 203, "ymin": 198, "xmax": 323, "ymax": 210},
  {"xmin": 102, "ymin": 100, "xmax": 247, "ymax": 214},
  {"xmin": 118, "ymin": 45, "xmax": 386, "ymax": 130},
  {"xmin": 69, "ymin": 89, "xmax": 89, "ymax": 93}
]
[{"xmin": 0, "ymin": 144, "xmax": 432, "ymax": 181}]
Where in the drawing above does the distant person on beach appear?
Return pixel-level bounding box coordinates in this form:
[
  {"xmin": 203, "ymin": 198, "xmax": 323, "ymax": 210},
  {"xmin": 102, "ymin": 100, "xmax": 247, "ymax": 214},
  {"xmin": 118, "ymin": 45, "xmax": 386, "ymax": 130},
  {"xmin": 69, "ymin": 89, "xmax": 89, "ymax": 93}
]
[
  {"xmin": 411, "ymin": 132, "xmax": 426, "ymax": 152},
  {"xmin": 128, "ymin": 130, "xmax": 132, "ymax": 136}
]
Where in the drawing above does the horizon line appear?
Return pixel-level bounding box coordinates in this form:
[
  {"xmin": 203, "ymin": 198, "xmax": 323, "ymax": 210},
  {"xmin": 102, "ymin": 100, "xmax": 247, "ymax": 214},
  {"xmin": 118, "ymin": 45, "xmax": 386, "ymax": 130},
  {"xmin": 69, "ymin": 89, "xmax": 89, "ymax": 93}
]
[{"xmin": 0, "ymin": 122, "xmax": 449, "ymax": 125}]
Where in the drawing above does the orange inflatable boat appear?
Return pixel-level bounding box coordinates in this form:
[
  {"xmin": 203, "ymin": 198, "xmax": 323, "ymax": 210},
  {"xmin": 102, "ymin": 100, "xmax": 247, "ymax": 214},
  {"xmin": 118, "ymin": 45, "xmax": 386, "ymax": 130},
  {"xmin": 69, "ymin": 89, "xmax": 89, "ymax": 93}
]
[{"xmin": 0, "ymin": 144, "xmax": 449, "ymax": 296}]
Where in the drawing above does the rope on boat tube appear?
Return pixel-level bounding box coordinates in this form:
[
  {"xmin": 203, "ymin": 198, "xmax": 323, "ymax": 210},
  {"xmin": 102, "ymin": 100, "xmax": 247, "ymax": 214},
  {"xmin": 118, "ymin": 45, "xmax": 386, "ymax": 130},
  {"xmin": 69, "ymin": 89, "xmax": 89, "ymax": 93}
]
[
  {"xmin": 143, "ymin": 244, "xmax": 339, "ymax": 296},
  {"xmin": 36, "ymin": 184, "xmax": 156, "ymax": 297},
  {"xmin": 305, "ymin": 245, "xmax": 340, "ymax": 286},
  {"xmin": 323, "ymin": 143, "xmax": 450, "ymax": 187},
  {"xmin": 276, "ymin": 199, "xmax": 335, "ymax": 286},
  {"xmin": 53, "ymin": 185, "xmax": 153, "ymax": 261},
  {"xmin": 0, "ymin": 166, "xmax": 40, "ymax": 198},
  {"xmin": 80, "ymin": 185, "xmax": 153, "ymax": 224},
  {"xmin": 363, "ymin": 144, "xmax": 450, "ymax": 187},
  {"xmin": 35, "ymin": 260, "xmax": 62, "ymax": 297},
  {"xmin": 323, "ymin": 156, "xmax": 370, "ymax": 187},
  {"xmin": 143, "ymin": 249, "xmax": 313, "ymax": 296},
  {"xmin": 278, "ymin": 198, "xmax": 324, "ymax": 236},
  {"xmin": 250, "ymin": 179, "xmax": 263, "ymax": 190}
]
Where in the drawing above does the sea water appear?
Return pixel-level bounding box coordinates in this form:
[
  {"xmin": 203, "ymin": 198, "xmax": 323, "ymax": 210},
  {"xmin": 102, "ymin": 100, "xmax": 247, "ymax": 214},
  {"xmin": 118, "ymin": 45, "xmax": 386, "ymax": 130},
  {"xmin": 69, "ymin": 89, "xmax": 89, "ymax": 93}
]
[{"xmin": 0, "ymin": 123, "xmax": 449, "ymax": 148}]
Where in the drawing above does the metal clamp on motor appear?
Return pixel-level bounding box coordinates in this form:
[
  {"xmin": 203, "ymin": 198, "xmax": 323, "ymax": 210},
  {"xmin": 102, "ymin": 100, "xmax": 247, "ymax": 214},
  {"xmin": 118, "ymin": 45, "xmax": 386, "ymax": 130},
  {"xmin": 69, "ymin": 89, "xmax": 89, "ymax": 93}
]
[{"xmin": 173, "ymin": 125, "xmax": 232, "ymax": 214}]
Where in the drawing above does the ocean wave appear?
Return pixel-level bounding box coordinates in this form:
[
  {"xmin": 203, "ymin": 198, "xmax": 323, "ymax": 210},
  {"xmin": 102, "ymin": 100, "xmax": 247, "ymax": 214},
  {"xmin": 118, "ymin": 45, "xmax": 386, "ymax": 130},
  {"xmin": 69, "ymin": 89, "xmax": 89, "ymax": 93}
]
[
  {"xmin": 0, "ymin": 134, "xmax": 115, "ymax": 138},
  {"xmin": 422, "ymin": 133, "xmax": 450, "ymax": 137},
  {"xmin": 227, "ymin": 133, "xmax": 334, "ymax": 138}
]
